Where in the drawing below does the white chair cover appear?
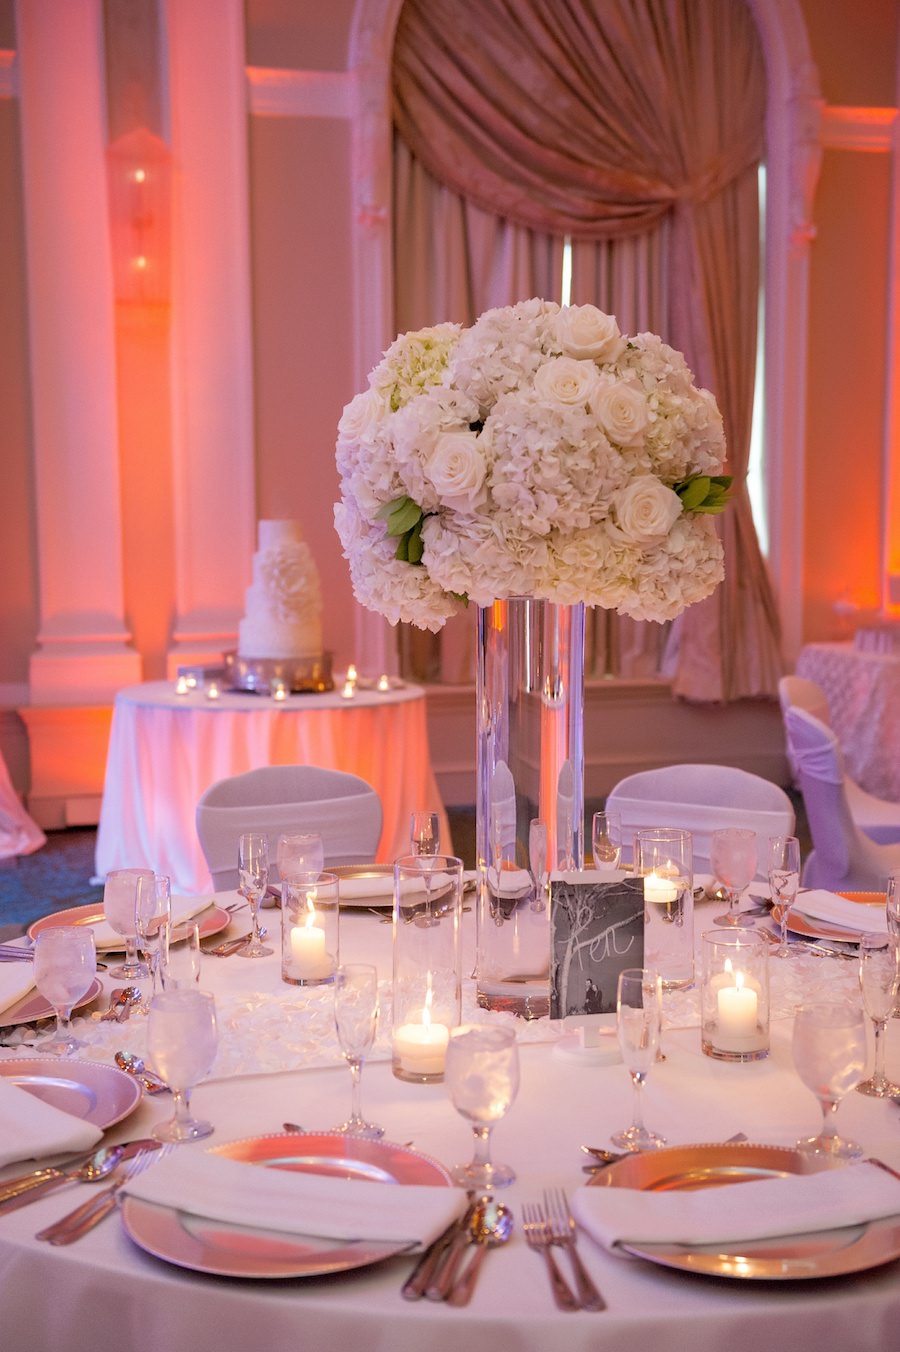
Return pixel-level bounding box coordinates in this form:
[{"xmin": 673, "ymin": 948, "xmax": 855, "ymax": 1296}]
[
  {"xmin": 605, "ymin": 763, "xmax": 795, "ymax": 877},
  {"xmin": 783, "ymin": 706, "xmax": 900, "ymax": 890},
  {"xmin": 0, "ymin": 748, "xmax": 45, "ymax": 859},
  {"xmin": 779, "ymin": 674, "xmax": 900, "ymax": 845},
  {"xmin": 195, "ymin": 765, "xmax": 383, "ymax": 890}
]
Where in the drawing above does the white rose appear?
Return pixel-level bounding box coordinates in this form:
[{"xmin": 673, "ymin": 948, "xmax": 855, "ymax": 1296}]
[
  {"xmin": 592, "ymin": 381, "xmax": 649, "ymax": 448},
  {"xmin": 337, "ymin": 387, "xmax": 389, "ymax": 444},
  {"xmin": 612, "ymin": 478, "xmax": 682, "ymax": 545},
  {"xmin": 554, "ymin": 304, "xmax": 626, "ymax": 363},
  {"xmin": 426, "ymin": 431, "xmax": 487, "ymax": 513},
  {"xmin": 533, "ymin": 357, "xmax": 602, "ymax": 407}
]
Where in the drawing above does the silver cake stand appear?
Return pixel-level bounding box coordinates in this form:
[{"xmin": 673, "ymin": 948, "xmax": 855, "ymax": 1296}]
[{"xmin": 223, "ymin": 651, "xmax": 334, "ymax": 694}]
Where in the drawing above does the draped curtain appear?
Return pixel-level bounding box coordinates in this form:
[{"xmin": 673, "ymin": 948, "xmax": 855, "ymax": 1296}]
[{"xmin": 391, "ymin": 0, "xmax": 782, "ymax": 700}]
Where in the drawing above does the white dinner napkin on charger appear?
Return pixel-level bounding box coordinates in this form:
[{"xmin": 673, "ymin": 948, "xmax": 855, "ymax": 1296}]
[
  {"xmin": 572, "ymin": 1161, "xmax": 900, "ymax": 1249},
  {"xmin": 88, "ymin": 894, "xmax": 215, "ymax": 950},
  {"xmin": 124, "ymin": 1148, "xmax": 469, "ymax": 1248},
  {"xmin": 792, "ymin": 889, "xmax": 887, "ymax": 937},
  {"xmin": 0, "ymin": 963, "xmax": 36, "ymax": 1017},
  {"xmin": 0, "ymin": 1077, "xmax": 103, "ymax": 1167}
]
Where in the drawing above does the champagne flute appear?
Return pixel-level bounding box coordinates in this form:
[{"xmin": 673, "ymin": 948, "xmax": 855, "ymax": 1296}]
[
  {"xmin": 159, "ymin": 920, "xmax": 202, "ymax": 990},
  {"xmin": 792, "ymin": 1000, "xmax": 867, "ymax": 1157},
  {"xmin": 410, "ymin": 812, "xmax": 440, "ymax": 856},
  {"xmin": 592, "ymin": 810, "xmax": 622, "ymax": 872},
  {"xmin": 612, "ymin": 968, "xmax": 666, "ymax": 1151},
  {"xmin": 33, "ymin": 927, "xmax": 96, "ymax": 1056},
  {"xmin": 444, "ymin": 1024, "xmax": 519, "ymax": 1188},
  {"xmin": 528, "ymin": 817, "xmax": 548, "ymax": 911},
  {"xmin": 134, "ymin": 874, "xmax": 171, "ymax": 998},
  {"xmin": 147, "ymin": 988, "xmax": 218, "ymax": 1142},
  {"xmin": 857, "ymin": 935, "xmax": 900, "ymax": 1097},
  {"xmin": 886, "ymin": 873, "xmax": 900, "ymax": 944},
  {"xmin": 103, "ymin": 867, "xmax": 153, "ymax": 976},
  {"xmin": 237, "ymin": 832, "xmax": 272, "ymax": 957},
  {"xmin": 276, "ymin": 832, "xmax": 324, "ymax": 885},
  {"xmin": 710, "ymin": 828, "xmax": 758, "ymax": 927},
  {"xmin": 767, "ymin": 835, "xmax": 801, "ymax": 956},
  {"xmin": 332, "ymin": 964, "xmax": 383, "ymax": 1139}
]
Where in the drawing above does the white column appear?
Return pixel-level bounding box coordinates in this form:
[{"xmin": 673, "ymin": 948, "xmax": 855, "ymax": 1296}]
[
  {"xmin": 16, "ymin": 0, "xmax": 141, "ymax": 703},
  {"xmin": 164, "ymin": 0, "xmax": 255, "ymax": 672}
]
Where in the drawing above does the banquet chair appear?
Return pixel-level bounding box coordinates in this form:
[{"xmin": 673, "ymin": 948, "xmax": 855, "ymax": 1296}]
[
  {"xmin": 778, "ymin": 674, "xmax": 900, "ymax": 844},
  {"xmin": 195, "ymin": 766, "xmax": 383, "ymax": 890},
  {"xmin": 782, "ymin": 706, "xmax": 900, "ymax": 890},
  {"xmin": 604, "ymin": 763, "xmax": 795, "ymax": 877}
]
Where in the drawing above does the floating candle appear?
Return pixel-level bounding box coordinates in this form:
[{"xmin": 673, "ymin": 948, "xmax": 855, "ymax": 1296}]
[{"xmin": 644, "ymin": 871, "xmax": 678, "ymax": 905}]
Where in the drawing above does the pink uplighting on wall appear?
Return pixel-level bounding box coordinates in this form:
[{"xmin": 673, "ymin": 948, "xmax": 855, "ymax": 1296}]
[{"xmin": 106, "ymin": 127, "xmax": 171, "ymax": 305}]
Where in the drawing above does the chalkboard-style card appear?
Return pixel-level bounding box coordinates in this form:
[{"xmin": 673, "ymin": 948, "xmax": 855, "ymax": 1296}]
[{"xmin": 549, "ymin": 874, "xmax": 644, "ymax": 1020}]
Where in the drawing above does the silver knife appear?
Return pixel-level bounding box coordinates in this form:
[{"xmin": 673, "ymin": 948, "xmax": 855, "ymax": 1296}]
[
  {"xmin": 0, "ymin": 1139, "xmax": 159, "ymax": 1214},
  {"xmin": 402, "ymin": 1207, "xmax": 472, "ymax": 1300}
]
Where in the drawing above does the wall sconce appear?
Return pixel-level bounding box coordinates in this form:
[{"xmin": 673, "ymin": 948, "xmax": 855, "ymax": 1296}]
[{"xmin": 106, "ymin": 127, "xmax": 171, "ymax": 306}]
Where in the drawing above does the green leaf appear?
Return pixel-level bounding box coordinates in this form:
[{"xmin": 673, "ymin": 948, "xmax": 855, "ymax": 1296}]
[
  {"xmin": 677, "ymin": 476, "xmax": 710, "ymax": 511},
  {"xmin": 673, "ymin": 473, "xmax": 733, "ymax": 515}
]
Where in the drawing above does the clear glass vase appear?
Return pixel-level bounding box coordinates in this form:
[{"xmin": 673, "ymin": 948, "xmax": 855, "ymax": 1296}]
[{"xmin": 475, "ymin": 598, "xmax": 585, "ymax": 1019}]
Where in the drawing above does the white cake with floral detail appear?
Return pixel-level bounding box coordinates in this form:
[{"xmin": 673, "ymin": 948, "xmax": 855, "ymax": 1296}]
[{"xmin": 237, "ymin": 520, "xmax": 323, "ymax": 659}]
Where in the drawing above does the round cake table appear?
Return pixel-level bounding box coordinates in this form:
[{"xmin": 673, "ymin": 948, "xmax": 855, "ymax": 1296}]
[{"xmin": 94, "ymin": 679, "xmax": 452, "ymax": 893}]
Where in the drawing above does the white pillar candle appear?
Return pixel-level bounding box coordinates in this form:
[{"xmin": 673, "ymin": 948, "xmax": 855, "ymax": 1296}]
[
  {"xmin": 290, "ymin": 918, "xmax": 331, "ymax": 979},
  {"xmin": 392, "ymin": 1019, "xmax": 450, "ymax": 1077},
  {"xmin": 716, "ymin": 972, "xmax": 759, "ymax": 1052}
]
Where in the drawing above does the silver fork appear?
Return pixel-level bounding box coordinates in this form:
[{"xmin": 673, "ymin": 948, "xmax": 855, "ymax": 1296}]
[
  {"xmin": 35, "ymin": 1145, "xmax": 173, "ymax": 1245},
  {"xmin": 521, "ymin": 1202, "xmax": 579, "ymax": 1311},
  {"xmin": 543, "ymin": 1188, "xmax": 606, "ymax": 1311}
]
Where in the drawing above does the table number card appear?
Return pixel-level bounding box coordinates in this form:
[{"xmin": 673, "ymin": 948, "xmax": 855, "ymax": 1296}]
[{"xmin": 549, "ymin": 875, "xmax": 644, "ymax": 1020}]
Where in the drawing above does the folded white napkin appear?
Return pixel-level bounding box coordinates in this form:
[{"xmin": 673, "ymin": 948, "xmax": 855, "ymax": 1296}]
[
  {"xmin": 793, "ymin": 889, "xmax": 886, "ymax": 937},
  {"xmin": 124, "ymin": 1148, "xmax": 468, "ymax": 1248},
  {"xmin": 0, "ymin": 1077, "xmax": 103, "ymax": 1167},
  {"xmin": 0, "ymin": 963, "xmax": 37, "ymax": 1017},
  {"xmin": 337, "ymin": 874, "xmax": 394, "ymax": 901},
  {"xmin": 572, "ymin": 1161, "xmax": 900, "ymax": 1248},
  {"xmin": 89, "ymin": 895, "xmax": 214, "ymax": 950}
]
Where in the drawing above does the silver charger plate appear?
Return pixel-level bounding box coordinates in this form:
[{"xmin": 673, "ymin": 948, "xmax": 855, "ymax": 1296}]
[
  {"xmin": 0, "ymin": 1056, "xmax": 142, "ymax": 1128},
  {"xmin": 121, "ymin": 1132, "xmax": 452, "ymax": 1279},
  {"xmin": 0, "ymin": 977, "xmax": 103, "ymax": 1030},
  {"xmin": 589, "ymin": 1142, "xmax": 900, "ymax": 1280},
  {"xmin": 28, "ymin": 903, "xmax": 230, "ymax": 952}
]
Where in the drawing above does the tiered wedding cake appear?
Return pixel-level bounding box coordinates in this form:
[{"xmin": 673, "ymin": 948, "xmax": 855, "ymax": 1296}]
[{"xmin": 238, "ymin": 520, "xmax": 323, "ymax": 659}]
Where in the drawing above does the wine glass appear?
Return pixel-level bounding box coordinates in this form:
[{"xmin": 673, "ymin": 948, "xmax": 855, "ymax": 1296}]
[
  {"xmin": 410, "ymin": 812, "xmax": 440, "ymax": 856},
  {"xmin": 612, "ymin": 968, "xmax": 666, "ymax": 1151},
  {"xmin": 444, "ymin": 1024, "xmax": 519, "ymax": 1188},
  {"xmin": 886, "ymin": 873, "xmax": 900, "ymax": 944},
  {"xmin": 792, "ymin": 1000, "xmax": 867, "ymax": 1157},
  {"xmin": 528, "ymin": 817, "xmax": 548, "ymax": 911},
  {"xmin": 857, "ymin": 935, "xmax": 900, "ymax": 1097},
  {"xmin": 147, "ymin": 988, "xmax": 218, "ymax": 1142},
  {"xmin": 592, "ymin": 810, "xmax": 622, "ymax": 873},
  {"xmin": 159, "ymin": 920, "xmax": 202, "ymax": 990},
  {"xmin": 332, "ymin": 964, "xmax": 383, "ymax": 1139},
  {"xmin": 710, "ymin": 828, "xmax": 758, "ymax": 927},
  {"xmin": 237, "ymin": 832, "xmax": 273, "ymax": 957},
  {"xmin": 33, "ymin": 927, "xmax": 96, "ymax": 1056},
  {"xmin": 767, "ymin": 835, "xmax": 801, "ymax": 956},
  {"xmin": 134, "ymin": 874, "xmax": 171, "ymax": 998},
  {"xmin": 276, "ymin": 832, "xmax": 324, "ymax": 885},
  {"xmin": 103, "ymin": 867, "xmax": 153, "ymax": 976}
]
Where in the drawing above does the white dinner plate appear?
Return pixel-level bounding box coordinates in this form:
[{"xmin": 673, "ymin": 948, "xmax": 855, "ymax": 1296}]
[
  {"xmin": 121, "ymin": 1133, "xmax": 452, "ymax": 1279},
  {"xmin": 0, "ymin": 1055, "xmax": 142, "ymax": 1129}
]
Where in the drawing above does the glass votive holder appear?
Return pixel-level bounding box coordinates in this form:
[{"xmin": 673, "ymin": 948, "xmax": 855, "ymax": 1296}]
[
  {"xmin": 392, "ymin": 854, "xmax": 462, "ymax": 1083},
  {"xmin": 281, "ymin": 871, "xmax": 339, "ymax": 986},
  {"xmin": 634, "ymin": 828, "xmax": 694, "ymax": 990},
  {"xmin": 701, "ymin": 929, "xmax": 769, "ymax": 1061}
]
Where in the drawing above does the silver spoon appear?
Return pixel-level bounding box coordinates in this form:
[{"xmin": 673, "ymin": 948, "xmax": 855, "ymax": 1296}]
[
  {"xmin": 115, "ymin": 986, "xmax": 144, "ymax": 1022},
  {"xmin": 0, "ymin": 1145, "xmax": 124, "ymax": 1216},
  {"xmin": 114, "ymin": 1050, "xmax": 169, "ymax": 1094},
  {"xmin": 447, "ymin": 1199, "xmax": 513, "ymax": 1306}
]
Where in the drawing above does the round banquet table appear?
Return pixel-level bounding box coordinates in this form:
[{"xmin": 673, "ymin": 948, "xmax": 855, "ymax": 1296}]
[
  {"xmin": 2, "ymin": 896, "xmax": 900, "ymax": 1352},
  {"xmin": 94, "ymin": 680, "xmax": 452, "ymax": 894}
]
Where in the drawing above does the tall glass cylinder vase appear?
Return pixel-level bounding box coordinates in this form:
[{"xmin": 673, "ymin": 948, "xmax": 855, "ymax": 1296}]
[{"xmin": 475, "ymin": 598, "xmax": 585, "ymax": 1019}]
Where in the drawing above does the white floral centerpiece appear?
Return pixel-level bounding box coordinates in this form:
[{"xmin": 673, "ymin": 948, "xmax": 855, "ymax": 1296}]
[{"xmin": 334, "ymin": 299, "xmax": 730, "ymax": 632}]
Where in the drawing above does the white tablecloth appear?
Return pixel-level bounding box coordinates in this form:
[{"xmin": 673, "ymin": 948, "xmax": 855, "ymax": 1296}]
[
  {"xmin": 95, "ymin": 681, "xmax": 451, "ymax": 893},
  {"xmin": 2, "ymin": 897, "xmax": 900, "ymax": 1352},
  {"xmin": 796, "ymin": 642, "xmax": 900, "ymax": 801}
]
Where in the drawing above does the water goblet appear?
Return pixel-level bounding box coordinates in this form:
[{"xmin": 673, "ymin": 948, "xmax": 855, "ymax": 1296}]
[
  {"xmin": 528, "ymin": 818, "xmax": 548, "ymax": 911},
  {"xmin": 767, "ymin": 835, "xmax": 801, "ymax": 956},
  {"xmin": 410, "ymin": 812, "xmax": 440, "ymax": 857},
  {"xmin": 103, "ymin": 867, "xmax": 153, "ymax": 976},
  {"xmin": 711, "ymin": 828, "xmax": 758, "ymax": 927},
  {"xmin": 159, "ymin": 920, "xmax": 202, "ymax": 990},
  {"xmin": 332, "ymin": 964, "xmax": 383, "ymax": 1139},
  {"xmin": 792, "ymin": 1000, "xmax": 867, "ymax": 1158},
  {"xmin": 887, "ymin": 873, "xmax": 900, "ymax": 944},
  {"xmin": 33, "ymin": 927, "xmax": 97, "ymax": 1056},
  {"xmin": 237, "ymin": 832, "xmax": 273, "ymax": 958},
  {"xmin": 276, "ymin": 832, "xmax": 324, "ymax": 885},
  {"xmin": 592, "ymin": 810, "xmax": 622, "ymax": 873},
  {"xmin": 857, "ymin": 934, "xmax": 900, "ymax": 1097},
  {"xmin": 147, "ymin": 988, "xmax": 218, "ymax": 1142},
  {"xmin": 134, "ymin": 873, "xmax": 171, "ymax": 998},
  {"xmin": 612, "ymin": 968, "xmax": 666, "ymax": 1151},
  {"xmin": 444, "ymin": 1024, "xmax": 519, "ymax": 1188}
]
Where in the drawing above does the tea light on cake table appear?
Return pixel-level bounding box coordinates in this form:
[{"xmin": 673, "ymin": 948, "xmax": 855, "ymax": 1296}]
[
  {"xmin": 175, "ymin": 675, "xmax": 189, "ymax": 696},
  {"xmin": 376, "ymin": 673, "xmax": 391, "ymax": 692},
  {"xmin": 346, "ymin": 663, "xmax": 358, "ymax": 686},
  {"xmin": 271, "ymin": 679, "xmax": 287, "ymax": 702},
  {"xmin": 341, "ymin": 680, "xmax": 356, "ymax": 700},
  {"xmin": 205, "ymin": 681, "xmax": 221, "ymax": 701}
]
